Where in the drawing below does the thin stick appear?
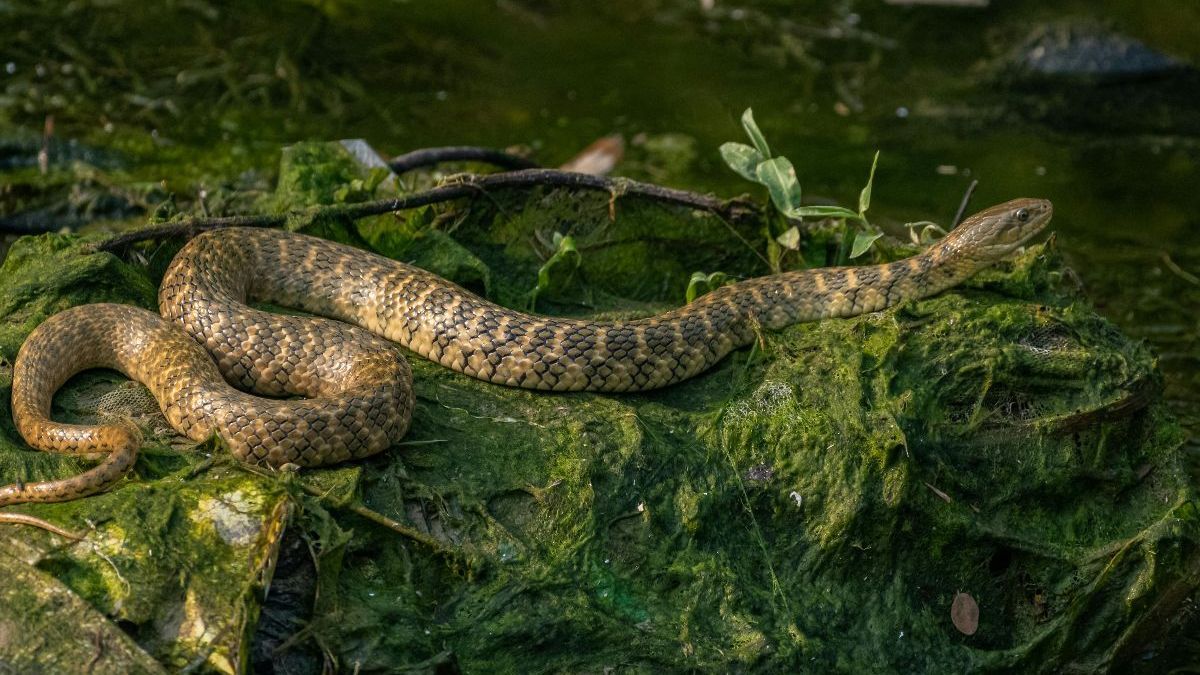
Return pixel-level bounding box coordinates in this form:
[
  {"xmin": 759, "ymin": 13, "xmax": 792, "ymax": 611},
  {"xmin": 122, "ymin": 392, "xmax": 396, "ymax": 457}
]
[
  {"xmin": 344, "ymin": 502, "xmax": 448, "ymax": 552},
  {"xmin": 952, "ymin": 179, "xmax": 979, "ymax": 228},
  {"xmin": 293, "ymin": 482, "xmax": 451, "ymax": 555},
  {"xmin": 388, "ymin": 146, "xmax": 540, "ymax": 174},
  {"xmin": 1161, "ymin": 252, "xmax": 1200, "ymax": 287},
  {"xmin": 0, "ymin": 512, "xmax": 84, "ymax": 540},
  {"xmin": 91, "ymin": 169, "xmax": 754, "ymax": 252},
  {"xmin": 234, "ymin": 462, "xmax": 456, "ymax": 555}
]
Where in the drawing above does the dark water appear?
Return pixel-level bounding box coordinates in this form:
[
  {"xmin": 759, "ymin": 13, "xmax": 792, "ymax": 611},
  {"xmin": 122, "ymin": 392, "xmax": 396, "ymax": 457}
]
[{"xmin": 2, "ymin": 0, "xmax": 1197, "ymax": 443}]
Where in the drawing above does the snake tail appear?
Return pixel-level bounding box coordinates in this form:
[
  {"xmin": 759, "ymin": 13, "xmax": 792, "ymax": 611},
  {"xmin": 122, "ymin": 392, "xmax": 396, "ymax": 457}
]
[{"xmin": 7, "ymin": 304, "xmax": 413, "ymax": 505}]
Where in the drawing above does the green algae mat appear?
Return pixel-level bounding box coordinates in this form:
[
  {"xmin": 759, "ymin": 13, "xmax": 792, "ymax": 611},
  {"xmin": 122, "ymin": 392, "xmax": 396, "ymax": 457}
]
[{"xmin": 0, "ymin": 142, "xmax": 1196, "ymax": 673}]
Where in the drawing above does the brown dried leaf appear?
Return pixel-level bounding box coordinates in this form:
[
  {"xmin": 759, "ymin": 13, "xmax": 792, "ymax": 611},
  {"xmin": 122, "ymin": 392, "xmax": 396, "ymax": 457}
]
[{"xmin": 951, "ymin": 592, "xmax": 979, "ymax": 635}]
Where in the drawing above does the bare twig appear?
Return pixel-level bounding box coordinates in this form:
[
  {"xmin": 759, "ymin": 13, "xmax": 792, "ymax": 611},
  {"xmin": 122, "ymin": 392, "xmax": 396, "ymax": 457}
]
[
  {"xmin": 1161, "ymin": 252, "xmax": 1200, "ymax": 287},
  {"xmin": 91, "ymin": 168, "xmax": 756, "ymax": 253},
  {"xmin": 952, "ymin": 179, "xmax": 979, "ymax": 228},
  {"xmin": 923, "ymin": 481, "xmax": 953, "ymax": 503},
  {"xmin": 234, "ymin": 461, "xmax": 456, "ymax": 555},
  {"xmin": 293, "ymin": 482, "xmax": 452, "ymax": 555},
  {"xmin": 388, "ymin": 146, "xmax": 540, "ymax": 174},
  {"xmin": 38, "ymin": 115, "xmax": 54, "ymax": 175}
]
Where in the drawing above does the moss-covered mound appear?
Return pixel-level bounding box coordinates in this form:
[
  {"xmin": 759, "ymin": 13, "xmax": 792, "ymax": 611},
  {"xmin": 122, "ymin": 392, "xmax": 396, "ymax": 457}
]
[{"xmin": 0, "ymin": 142, "xmax": 1194, "ymax": 673}]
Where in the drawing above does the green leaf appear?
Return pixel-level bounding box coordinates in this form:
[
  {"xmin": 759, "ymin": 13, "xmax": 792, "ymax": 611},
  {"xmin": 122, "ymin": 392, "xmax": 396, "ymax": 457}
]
[
  {"xmin": 755, "ymin": 157, "xmax": 802, "ymax": 214},
  {"xmin": 719, "ymin": 142, "xmax": 763, "ymax": 182},
  {"xmin": 686, "ymin": 271, "xmax": 731, "ymax": 303},
  {"xmin": 529, "ymin": 234, "xmax": 581, "ymax": 309},
  {"xmin": 685, "ymin": 272, "xmax": 707, "ymax": 304},
  {"xmin": 741, "ymin": 108, "xmax": 771, "ymax": 158},
  {"xmin": 776, "ymin": 225, "xmax": 801, "ymax": 250},
  {"xmin": 849, "ymin": 230, "xmax": 884, "ymax": 259},
  {"xmin": 858, "ymin": 150, "xmax": 880, "ymax": 216},
  {"xmin": 787, "ymin": 205, "xmax": 861, "ymax": 220},
  {"xmin": 766, "ymin": 236, "xmax": 783, "ymax": 274},
  {"xmin": 905, "ymin": 220, "xmax": 946, "ymax": 245}
]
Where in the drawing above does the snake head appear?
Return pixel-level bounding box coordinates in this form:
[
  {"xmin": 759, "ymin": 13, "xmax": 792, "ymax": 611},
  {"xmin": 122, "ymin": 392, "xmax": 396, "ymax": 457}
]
[{"xmin": 954, "ymin": 198, "xmax": 1054, "ymax": 261}]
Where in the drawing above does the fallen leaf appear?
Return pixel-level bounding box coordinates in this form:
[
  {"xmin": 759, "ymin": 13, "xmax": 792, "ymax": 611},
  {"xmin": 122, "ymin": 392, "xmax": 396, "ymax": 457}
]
[{"xmin": 951, "ymin": 592, "xmax": 979, "ymax": 635}]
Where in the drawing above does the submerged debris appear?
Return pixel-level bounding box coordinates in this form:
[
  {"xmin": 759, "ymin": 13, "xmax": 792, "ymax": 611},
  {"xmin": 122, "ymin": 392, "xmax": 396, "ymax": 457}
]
[
  {"xmin": 1002, "ymin": 21, "xmax": 1185, "ymax": 82},
  {"xmin": 744, "ymin": 463, "xmax": 774, "ymax": 482},
  {"xmin": 951, "ymin": 592, "xmax": 980, "ymax": 636}
]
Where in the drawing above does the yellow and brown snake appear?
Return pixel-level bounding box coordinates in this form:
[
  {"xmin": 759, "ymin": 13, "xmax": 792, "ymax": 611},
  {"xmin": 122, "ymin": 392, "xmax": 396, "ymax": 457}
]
[{"xmin": 3, "ymin": 198, "xmax": 1052, "ymax": 509}]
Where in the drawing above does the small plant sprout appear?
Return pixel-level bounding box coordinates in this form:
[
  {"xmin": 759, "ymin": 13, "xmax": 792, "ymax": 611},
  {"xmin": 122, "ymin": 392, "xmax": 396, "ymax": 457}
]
[
  {"xmin": 528, "ymin": 232, "xmax": 580, "ymax": 310},
  {"xmin": 906, "ymin": 220, "xmax": 948, "ymax": 246},
  {"xmin": 685, "ymin": 271, "xmax": 733, "ymax": 303},
  {"xmin": 720, "ymin": 107, "xmax": 886, "ymax": 268}
]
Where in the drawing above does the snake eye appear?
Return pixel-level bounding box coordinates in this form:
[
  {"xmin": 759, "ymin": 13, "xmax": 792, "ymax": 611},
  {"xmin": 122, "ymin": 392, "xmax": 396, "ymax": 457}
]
[{"xmin": 1015, "ymin": 208, "xmax": 1029, "ymax": 223}]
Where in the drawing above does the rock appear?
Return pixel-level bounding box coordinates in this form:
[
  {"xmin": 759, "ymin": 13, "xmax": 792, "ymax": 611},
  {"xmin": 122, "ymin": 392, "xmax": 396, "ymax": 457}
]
[
  {"xmin": 985, "ymin": 21, "xmax": 1200, "ymax": 135},
  {"xmin": 999, "ymin": 20, "xmax": 1187, "ymax": 83},
  {"xmin": 0, "ymin": 141, "xmax": 1195, "ymax": 671}
]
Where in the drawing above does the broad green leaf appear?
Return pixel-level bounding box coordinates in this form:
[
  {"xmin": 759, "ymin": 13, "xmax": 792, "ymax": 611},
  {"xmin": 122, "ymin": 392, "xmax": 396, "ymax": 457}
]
[
  {"xmin": 719, "ymin": 142, "xmax": 763, "ymax": 182},
  {"xmin": 787, "ymin": 204, "xmax": 861, "ymax": 220},
  {"xmin": 755, "ymin": 157, "xmax": 802, "ymax": 214},
  {"xmin": 849, "ymin": 230, "xmax": 885, "ymax": 259},
  {"xmin": 741, "ymin": 108, "xmax": 771, "ymax": 158},
  {"xmin": 858, "ymin": 150, "xmax": 880, "ymax": 216},
  {"xmin": 776, "ymin": 225, "xmax": 801, "ymax": 250}
]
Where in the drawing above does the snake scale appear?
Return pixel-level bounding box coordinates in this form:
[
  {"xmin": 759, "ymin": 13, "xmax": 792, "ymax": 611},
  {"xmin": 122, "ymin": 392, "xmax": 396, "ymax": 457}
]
[{"xmin": 3, "ymin": 198, "xmax": 1052, "ymax": 507}]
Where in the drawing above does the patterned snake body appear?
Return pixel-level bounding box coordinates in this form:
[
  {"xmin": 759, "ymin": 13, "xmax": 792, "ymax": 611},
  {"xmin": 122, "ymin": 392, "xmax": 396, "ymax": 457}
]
[{"xmin": 4, "ymin": 198, "xmax": 1052, "ymax": 505}]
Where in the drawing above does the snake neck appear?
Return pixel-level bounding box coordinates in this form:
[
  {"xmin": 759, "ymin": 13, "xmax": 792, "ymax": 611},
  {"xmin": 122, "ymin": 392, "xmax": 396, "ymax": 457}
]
[
  {"xmin": 709, "ymin": 237, "xmax": 986, "ymax": 334},
  {"xmin": 886, "ymin": 236, "xmax": 983, "ymax": 300}
]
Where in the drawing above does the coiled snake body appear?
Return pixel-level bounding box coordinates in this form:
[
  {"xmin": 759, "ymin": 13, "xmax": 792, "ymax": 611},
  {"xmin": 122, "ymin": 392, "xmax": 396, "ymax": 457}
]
[{"xmin": 4, "ymin": 198, "xmax": 1052, "ymax": 506}]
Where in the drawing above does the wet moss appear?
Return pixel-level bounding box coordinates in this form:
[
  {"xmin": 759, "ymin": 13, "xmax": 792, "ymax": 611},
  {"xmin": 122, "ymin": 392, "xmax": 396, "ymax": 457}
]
[
  {"xmin": 0, "ymin": 554, "xmax": 167, "ymax": 674},
  {"xmin": 0, "ymin": 232, "xmax": 157, "ymax": 358}
]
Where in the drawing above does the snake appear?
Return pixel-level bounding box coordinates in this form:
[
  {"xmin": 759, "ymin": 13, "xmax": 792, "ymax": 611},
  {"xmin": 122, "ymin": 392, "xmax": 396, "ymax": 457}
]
[{"xmin": 2, "ymin": 197, "xmax": 1052, "ymax": 510}]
